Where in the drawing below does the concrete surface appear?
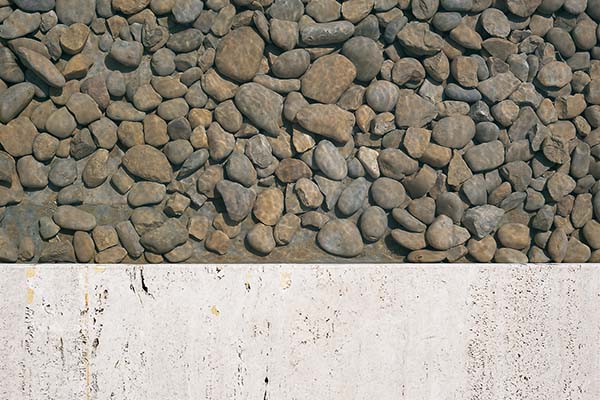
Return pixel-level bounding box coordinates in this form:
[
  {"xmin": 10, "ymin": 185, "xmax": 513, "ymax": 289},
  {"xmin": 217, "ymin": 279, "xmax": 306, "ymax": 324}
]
[{"xmin": 1, "ymin": 264, "xmax": 600, "ymax": 400}]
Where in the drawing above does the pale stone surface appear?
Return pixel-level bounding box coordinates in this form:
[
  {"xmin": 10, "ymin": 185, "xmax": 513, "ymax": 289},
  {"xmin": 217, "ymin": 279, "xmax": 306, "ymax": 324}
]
[{"xmin": 0, "ymin": 264, "xmax": 599, "ymax": 399}]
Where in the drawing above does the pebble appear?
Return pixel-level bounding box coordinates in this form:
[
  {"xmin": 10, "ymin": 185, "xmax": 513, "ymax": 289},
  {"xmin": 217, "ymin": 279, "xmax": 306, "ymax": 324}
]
[
  {"xmin": 359, "ymin": 206, "xmax": 387, "ymax": 242},
  {"xmin": 140, "ymin": 218, "xmax": 188, "ymax": 254},
  {"xmin": 53, "ymin": 205, "xmax": 96, "ymax": 231},
  {"xmin": 313, "ymin": 140, "xmax": 347, "ymax": 180},
  {"xmin": 0, "ymin": 82, "xmax": 35, "ymax": 123},
  {"xmin": 425, "ymin": 215, "xmax": 470, "ymax": 250},
  {"xmin": 317, "ymin": 219, "xmax": 364, "ymax": 257},
  {"xmin": 122, "ymin": 145, "xmax": 173, "ymax": 183},
  {"xmin": 301, "ymin": 54, "xmax": 356, "ymax": 104},
  {"xmin": 216, "ymin": 180, "xmax": 256, "ymax": 222},
  {"xmin": 215, "ymin": 27, "xmax": 264, "ymax": 82},
  {"xmin": 246, "ymin": 223, "xmax": 276, "ymax": 255}
]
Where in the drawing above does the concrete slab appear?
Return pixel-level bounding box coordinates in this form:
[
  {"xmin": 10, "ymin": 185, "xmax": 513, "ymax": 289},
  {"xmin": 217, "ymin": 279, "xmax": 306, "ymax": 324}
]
[{"xmin": 1, "ymin": 264, "xmax": 600, "ymax": 399}]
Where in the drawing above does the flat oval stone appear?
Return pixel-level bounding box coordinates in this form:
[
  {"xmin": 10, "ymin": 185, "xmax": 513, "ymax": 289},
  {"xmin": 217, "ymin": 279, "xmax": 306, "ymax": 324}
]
[
  {"xmin": 359, "ymin": 206, "xmax": 387, "ymax": 242},
  {"xmin": 337, "ymin": 177, "xmax": 370, "ymax": 216},
  {"xmin": 300, "ymin": 21, "xmax": 355, "ymax": 46},
  {"xmin": 53, "ymin": 205, "xmax": 97, "ymax": 231},
  {"xmin": 16, "ymin": 47, "xmax": 65, "ymax": 88},
  {"xmin": 122, "ymin": 145, "xmax": 173, "ymax": 183},
  {"xmin": 128, "ymin": 182, "xmax": 166, "ymax": 207}
]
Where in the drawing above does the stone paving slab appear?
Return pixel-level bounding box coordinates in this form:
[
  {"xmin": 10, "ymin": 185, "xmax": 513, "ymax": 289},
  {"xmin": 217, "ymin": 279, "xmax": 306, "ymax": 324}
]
[{"xmin": 1, "ymin": 264, "xmax": 600, "ymax": 399}]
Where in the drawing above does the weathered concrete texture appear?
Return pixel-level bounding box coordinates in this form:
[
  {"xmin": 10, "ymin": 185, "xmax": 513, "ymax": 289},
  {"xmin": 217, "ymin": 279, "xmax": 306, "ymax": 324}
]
[{"xmin": 1, "ymin": 264, "xmax": 600, "ymax": 399}]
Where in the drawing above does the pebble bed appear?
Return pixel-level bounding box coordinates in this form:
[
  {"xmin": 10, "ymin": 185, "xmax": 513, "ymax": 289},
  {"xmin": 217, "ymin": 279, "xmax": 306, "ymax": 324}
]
[{"xmin": 1, "ymin": 0, "xmax": 600, "ymax": 263}]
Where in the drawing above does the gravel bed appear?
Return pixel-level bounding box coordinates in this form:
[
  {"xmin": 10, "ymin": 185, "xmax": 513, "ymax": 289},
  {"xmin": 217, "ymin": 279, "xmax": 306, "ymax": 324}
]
[{"xmin": 1, "ymin": 0, "xmax": 600, "ymax": 263}]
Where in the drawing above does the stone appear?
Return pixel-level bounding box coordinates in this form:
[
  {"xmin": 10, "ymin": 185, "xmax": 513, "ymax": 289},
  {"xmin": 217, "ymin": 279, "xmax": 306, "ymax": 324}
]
[
  {"xmin": 274, "ymin": 213, "xmax": 301, "ymax": 245},
  {"xmin": 477, "ymin": 73, "xmax": 520, "ymax": 103},
  {"xmin": 0, "ymin": 117, "xmax": 38, "ymax": 157},
  {"xmin": 370, "ymin": 177, "xmax": 405, "ymax": 210},
  {"xmin": 393, "ymin": 225, "xmax": 428, "ymax": 249},
  {"xmin": 0, "ymin": 82, "xmax": 35, "ymax": 123},
  {"xmin": 425, "ymin": 215, "xmax": 470, "ymax": 250},
  {"xmin": 122, "ymin": 145, "xmax": 173, "ymax": 183},
  {"xmin": 110, "ymin": 39, "xmax": 144, "ymax": 68},
  {"xmin": 166, "ymin": 29, "xmax": 203, "ymax": 53},
  {"xmin": 45, "ymin": 107, "xmax": 76, "ymax": 139},
  {"xmin": 205, "ymin": 230, "xmax": 230, "ymax": 255},
  {"xmin": 16, "ymin": 47, "xmax": 65, "ymax": 88},
  {"xmin": 17, "ymin": 156, "xmax": 48, "ymax": 189},
  {"xmin": 397, "ymin": 22, "xmax": 444, "ymax": 56},
  {"xmin": 172, "ymin": 0, "xmax": 203, "ymax": 24},
  {"xmin": 216, "ymin": 180, "xmax": 256, "ymax": 222},
  {"xmin": 60, "ymin": 23, "xmax": 89, "ymax": 54},
  {"xmin": 300, "ymin": 21, "xmax": 355, "ymax": 46},
  {"xmin": 341, "ymin": 37, "xmax": 383, "ymax": 82},
  {"xmin": 365, "ymin": 81, "xmax": 399, "ymax": 113},
  {"xmin": 313, "ymin": 140, "xmax": 347, "ymax": 181},
  {"xmin": 547, "ymin": 228, "xmax": 568, "ymax": 262},
  {"xmin": 537, "ymin": 61, "xmax": 573, "ymax": 88},
  {"xmin": 128, "ymin": 182, "xmax": 166, "ymax": 207},
  {"xmin": 234, "ymin": 83, "xmax": 283, "ymax": 137},
  {"xmin": 464, "ymin": 141, "xmax": 505, "ymax": 172},
  {"xmin": 66, "ymin": 93, "xmax": 102, "ymax": 125},
  {"xmin": 378, "ymin": 148, "xmax": 419, "ymax": 180},
  {"xmin": 0, "ymin": 9, "xmax": 40, "ymax": 39},
  {"xmin": 497, "ymin": 223, "xmax": 530, "ymax": 250},
  {"xmin": 53, "ymin": 205, "xmax": 96, "ymax": 231},
  {"xmin": 547, "ymin": 172, "xmax": 576, "ymax": 202},
  {"xmin": 356, "ymin": 207, "xmax": 385, "ymax": 242},
  {"xmin": 215, "ymin": 27, "xmax": 264, "ymax": 82},
  {"xmin": 431, "ymin": 115, "xmax": 475, "ymax": 149},
  {"xmin": 337, "ymin": 177, "xmax": 370, "ymax": 216},
  {"xmin": 467, "ymin": 236, "xmax": 496, "ymax": 262},
  {"xmin": 494, "ymin": 248, "xmax": 528, "ymax": 263},
  {"xmin": 317, "ymin": 219, "xmax": 364, "ymax": 257},
  {"xmin": 39, "ymin": 241, "xmax": 76, "ymax": 263},
  {"xmin": 301, "ymin": 54, "xmax": 356, "ymax": 104},
  {"xmin": 246, "ymin": 223, "xmax": 276, "ymax": 255},
  {"xmin": 48, "ymin": 158, "xmax": 77, "ymax": 187},
  {"xmin": 395, "ymin": 92, "xmax": 437, "ymax": 128},
  {"xmin": 296, "ymin": 104, "xmax": 355, "ymax": 143},
  {"xmin": 140, "ymin": 218, "xmax": 188, "ymax": 254}
]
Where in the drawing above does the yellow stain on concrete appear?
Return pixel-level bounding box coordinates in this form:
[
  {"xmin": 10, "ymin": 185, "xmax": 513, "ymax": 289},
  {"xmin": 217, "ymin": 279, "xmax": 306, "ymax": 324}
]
[
  {"xmin": 25, "ymin": 267, "xmax": 36, "ymax": 278},
  {"xmin": 210, "ymin": 305, "xmax": 220, "ymax": 316},
  {"xmin": 26, "ymin": 288, "xmax": 34, "ymax": 304},
  {"xmin": 94, "ymin": 266, "xmax": 106, "ymax": 273},
  {"xmin": 280, "ymin": 271, "xmax": 292, "ymax": 289}
]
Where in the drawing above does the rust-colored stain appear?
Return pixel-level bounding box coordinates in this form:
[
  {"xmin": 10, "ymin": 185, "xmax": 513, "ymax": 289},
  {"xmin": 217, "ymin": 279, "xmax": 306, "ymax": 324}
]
[
  {"xmin": 25, "ymin": 267, "xmax": 36, "ymax": 278},
  {"xmin": 210, "ymin": 305, "xmax": 220, "ymax": 317},
  {"xmin": 26, "ymin": 288, "xmax": 34, "ymax": 304},
  {"xmin": 280, "ymin": 272, "xmax": 292, "ymax": 290}
]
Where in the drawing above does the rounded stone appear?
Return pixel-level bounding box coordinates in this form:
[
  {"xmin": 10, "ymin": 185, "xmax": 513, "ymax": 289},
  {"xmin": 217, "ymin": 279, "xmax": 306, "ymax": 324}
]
[
  {"xmin": 317, "ymin": 219, "xmax": 364, "ymax": 257},
  {"xmin": 215, "ymin": 27, "xmax": 264, "ymax": 82}
]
